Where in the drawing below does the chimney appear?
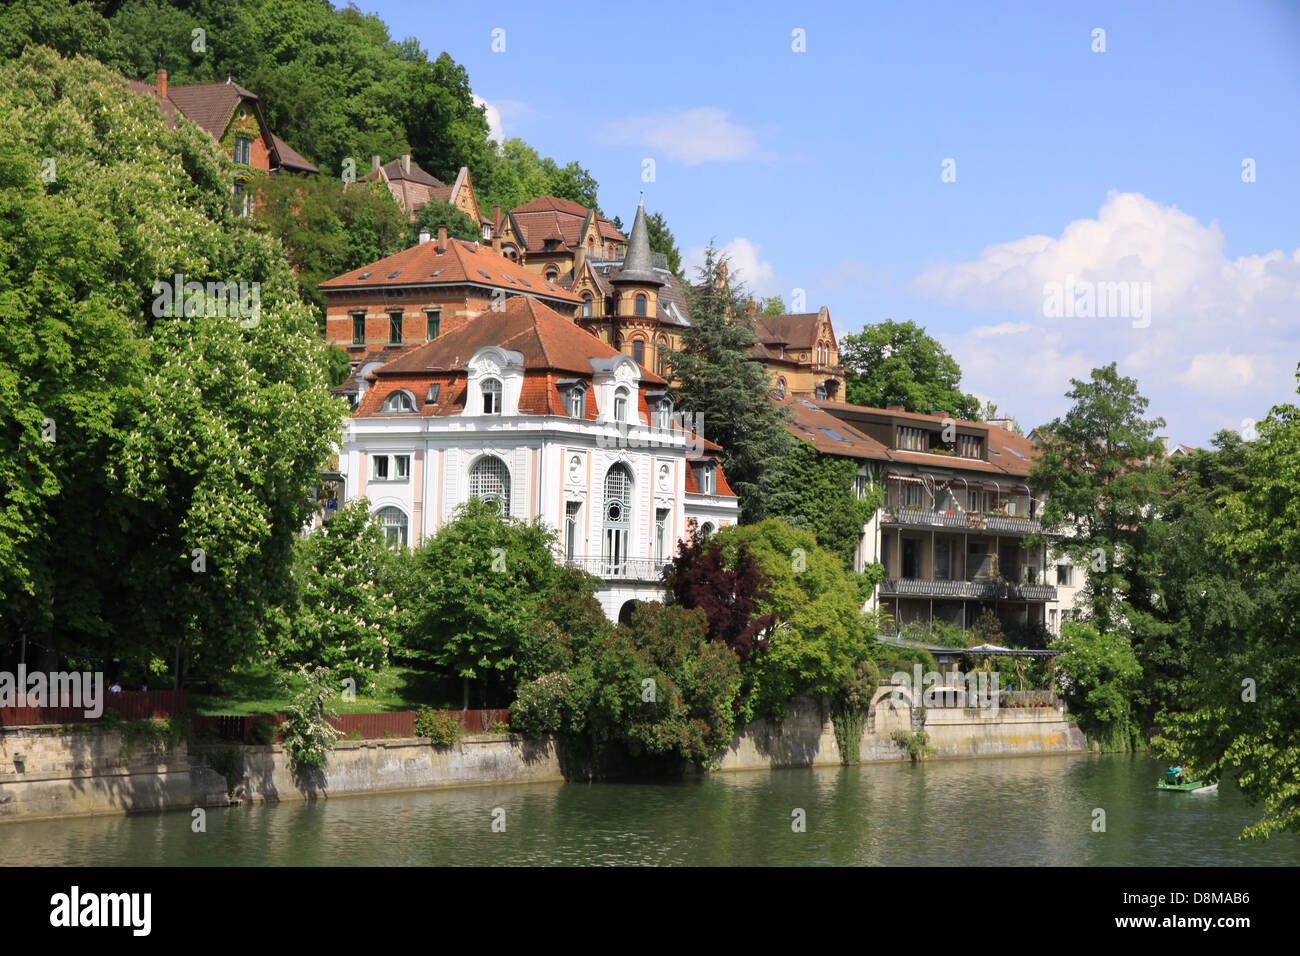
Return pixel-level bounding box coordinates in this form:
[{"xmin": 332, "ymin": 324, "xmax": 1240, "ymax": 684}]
[
  {"xmin": 747, "ymin": 299, "xmax": 756, "ymax": 315},
  {"xmin": 574, "ymin": 244, "xmax": 586, "ymax": 273},
  {"xmin": 436, "ymin": 224, "xmax": 447, "ymax": 255},
  {"xmin": 156, "ymin": 68, "xmax": 168, "ymax": 98},
  {"xmin": 401, "ymin": 153, "xmax": 411, "ymax": 176},
  {"xmin": 418, "ymin": 226, "xmax": 431, "ymax": 244},
  {"xmin": 371, "ymin": 154, "xmax": 381, "ymax": 173},
  {"xmin": 1159, "ymin": 436, "xmax": 1169, "ymax": 455}
]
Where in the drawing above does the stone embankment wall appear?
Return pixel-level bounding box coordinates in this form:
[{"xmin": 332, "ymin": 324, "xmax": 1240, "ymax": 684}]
[{"xmin": 1, "ymin": 693, "xmax": 1087, "ymax": 822}]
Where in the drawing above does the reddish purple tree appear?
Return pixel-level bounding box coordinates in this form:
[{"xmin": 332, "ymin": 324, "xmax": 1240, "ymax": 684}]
[{"xmin": 666, "ymin": 531, "xmax": 775, "ymax": 660}]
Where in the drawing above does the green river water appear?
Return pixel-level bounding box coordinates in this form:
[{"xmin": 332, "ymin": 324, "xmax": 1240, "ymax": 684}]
[{"xmin": 1, "ymin": 754, "xmax": 1297, "ymax": 865}]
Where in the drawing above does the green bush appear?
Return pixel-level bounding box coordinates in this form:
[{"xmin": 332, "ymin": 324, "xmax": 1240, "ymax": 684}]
[
  {"xmin": 413, "ymin": 707, "xmax": 462, "ymax": 746},
  {"xmin": 510, "ymin": 672, "xmax": 573, "ymax": 738}
]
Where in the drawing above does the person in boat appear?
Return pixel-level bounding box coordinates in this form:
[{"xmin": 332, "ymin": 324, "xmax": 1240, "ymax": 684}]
[{"xmin": 1167, "ymin": 766, "xmax": 1184, "ymax": 785}]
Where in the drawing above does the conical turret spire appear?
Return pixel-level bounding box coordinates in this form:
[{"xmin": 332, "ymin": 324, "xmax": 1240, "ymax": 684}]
[{"xmin": 613, "ymin": 194, "xmax": 664, "ymax": 286}]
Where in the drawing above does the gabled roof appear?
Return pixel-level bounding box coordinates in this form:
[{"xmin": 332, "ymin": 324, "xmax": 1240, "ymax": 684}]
[
  {"xmin": 754, "ymin": 312, "xmax": 824, "ymax": 347},
  {"xmin": 124, "ymin": 75, "xmax": 318, "ymax": 173},
  {"xmin": 374, "ymin": 296, "xmax": 664, "ymax": 382},
  {"xmin": 319, "ymin": 237, "xmax": 581, "ymax": 304},
  {"xmin": 508, "ymin": 196, "xmax": 625, "ymax": 253},
  {"xmin": 165, "ymin": 80, "xmax": 259, "ymax": 139},
  {"xmin": 367, "ymin": 157, "xmax": 444, "ymax": 187}
]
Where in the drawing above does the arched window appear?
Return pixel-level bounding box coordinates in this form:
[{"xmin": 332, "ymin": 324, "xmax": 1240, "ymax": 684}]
[
  {"xmin": 546, "ymin": 266, "xmax": 559, "ymax": 282},
  {"xmin": 376, "ymin": 507, "xmax": 408, "ymax": 549},
  {"xmin": 602, "ymin": 463, "xmax": 633, "ymax": 576},
  {"xmin": 469, "ymin": 455, "xmax": 510, "ymax": 514},
  {"xmin": 632, "ymin": 339, "xmax": 645, "ymax": 367},
  {"xmin": 614, "ymin": 386, "xmax": 630, "ymax": 422},
  {"xmin": 582, "ymin": 293, "xmax": 593, "ymax": 317},
  {"xmin": 383, "ymin": 390, "xmax": 416, "ymax": 413},
  {"xmin": 482, "ymin": 378, "xmax": 502, "ymax": 414},
  {"xmin": 634, "ymin": 293, "xmax": 647, "ymax": 317},
  {"xmin": 776, "ymin": 378, "xmax": 787, "ymax": 398},
  {"xmin": 700, "ymin": 521, "xmax": 716, "ymax": 541}
]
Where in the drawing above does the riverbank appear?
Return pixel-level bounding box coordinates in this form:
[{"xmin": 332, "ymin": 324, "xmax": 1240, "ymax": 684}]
[{"xmin": 0, "ymin": 697, "xmax": 1087, "ymax": 823}]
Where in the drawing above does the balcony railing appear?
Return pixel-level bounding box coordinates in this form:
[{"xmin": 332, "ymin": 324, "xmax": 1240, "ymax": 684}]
[
  {"xmin": 564, "ymin": 557, "xmax": 672, "ymax": 582},
  {"xmin": 881, "ymin": 507, "xmax": 1041, "ymax": 534},
  {"xmin": 879, "ymin": 578, "xmax": 1057, "ymax": 602}
]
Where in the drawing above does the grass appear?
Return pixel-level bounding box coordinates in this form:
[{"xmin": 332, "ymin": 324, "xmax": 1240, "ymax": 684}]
[{"xmin": 188, "ymin": 663, "xmax": 464, "ymax": 716}]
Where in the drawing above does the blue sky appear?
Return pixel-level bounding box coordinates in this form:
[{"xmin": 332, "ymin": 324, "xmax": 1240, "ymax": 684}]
[{"xmin": 368, "ymin": 0, "xmax": 1300, "ymax": 444}]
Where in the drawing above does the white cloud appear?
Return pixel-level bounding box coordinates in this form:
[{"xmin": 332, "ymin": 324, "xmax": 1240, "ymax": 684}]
[
  {"xmin": 971, "ymin": 321, "xmax": 1033, "ymax": 337},
  {"xmin": 473, "ymin": 95, "xmax": 505, "ymax": 145},
  {"xmin": 913, "ymin": 191, "xmax": 1300, "ymax": 441},
  {"xmin": 683, "ymin": 238, "xmax": 780, "ymax": 297},
  {"xmin": 600, "ymin": 108, "xmax": 761, "ymax": 164}
]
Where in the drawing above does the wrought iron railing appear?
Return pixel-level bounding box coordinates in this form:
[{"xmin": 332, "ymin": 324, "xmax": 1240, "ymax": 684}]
[{"xmin": 564, "ymin": 557, "xmax": 672, "ymax": 582}]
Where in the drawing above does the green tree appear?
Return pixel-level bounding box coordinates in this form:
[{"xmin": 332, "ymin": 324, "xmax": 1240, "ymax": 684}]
[
  {"xmin": 1155, "ymin": 376, "xmax": 1300, "ymax": 839},
  {"xmin": 668, "ymin": 246, "xmax": 796, "ymax": 521},
  {"xmin": 0, "ymin": 48, "xmax": 343, "ymax": 685},
  {"xmin": 644, "ymin": 210, "xmax": 682, "ymax": 277},
  {"xmin": 713, "ymin": 520, "xmax": 876, "ymax": 722},
  {"xmin": 405, "ymin": 499, "xmax": 561, "ymax": 707},
  {"xmin": 1054, "ymin": 621, "xmax": 1142, "ymax": 752},
  {"xmin": 759, "ymin": 296, "xmax": 786, "ymax": 315},
  {"xmin": 1029, "ymin": 363, "xmax": 1167, "ymax": 633},
  {"xmin": 281, "ymin": 500, "xmax": 399, "ymax": 691},
  {"xmin": 253, "ymin": 173, "xmax": 409, "ymax": 319},
  {"xmin": 839, "ymin": 319, "xmax": 980, "ymax": 418},
  {"xmin": 407, "ymin": 196, "xmax": 485, "ymax": 246}
]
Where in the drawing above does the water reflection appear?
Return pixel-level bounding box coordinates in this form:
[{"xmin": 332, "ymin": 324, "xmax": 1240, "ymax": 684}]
[{"xmin": 1, "ymin": 755, "xmax": 1296, "ymax": 866}]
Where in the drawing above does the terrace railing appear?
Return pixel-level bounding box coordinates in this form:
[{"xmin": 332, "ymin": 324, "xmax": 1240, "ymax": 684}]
[{"xmin": 564, "ymin": 557, "xmax": 672, "ymax": 582}]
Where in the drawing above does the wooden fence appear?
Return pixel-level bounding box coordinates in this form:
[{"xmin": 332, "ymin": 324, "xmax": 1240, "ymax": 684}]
[
  {"xmin": 0, "ymin": 690, "xmax": 188, "ymax": 727},
  {"xmin": 190, "ymin": 708, "xmax": 511, "ymax": 743}
]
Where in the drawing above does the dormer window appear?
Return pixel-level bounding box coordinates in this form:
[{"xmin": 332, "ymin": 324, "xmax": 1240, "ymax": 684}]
[
  {"xmin": 614, "ymin": 386, "xmax": 629, "ymax": 422},
  {"xmin": 693, "ymin": 462, "xmax": 716, "ymax": 495},
  {"xmin": 655, "ymin": 397, "xmax": 673, "ymax": 429},
  {"xmin": 482, "ymin": 378, "xmax": 502, "ymax": 415},
  {"xmin": 565, "ymin": 383, "xmax": 587, "ymax": 419},
  {"xmin": 383, "ymin": 391, "xmax": 416, "ymax": 414},
  {"xmin": 481, "ymin": 223, "xmax": 491, "ymax": 241},
  {"xmin": 582, "ymin": 293, "xmax": 593, "ymax": 317}
]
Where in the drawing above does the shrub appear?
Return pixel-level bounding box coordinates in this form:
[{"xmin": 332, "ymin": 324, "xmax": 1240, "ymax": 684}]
[
  {"xmin": 510, "ymin": 672, "xmax": 573, "ymax": 738},
  {"xmin": 278, "ymin": 666, "xmax": 342, "ymax": 770},
  {"xmin": 413, "ymin": 707, "xmax": 462, "ymax": 747}
]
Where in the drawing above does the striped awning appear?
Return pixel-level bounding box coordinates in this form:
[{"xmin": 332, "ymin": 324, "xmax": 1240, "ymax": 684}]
[{"xmin": 885, "ymin": 473, "xmax": 926, "ymax": 484}]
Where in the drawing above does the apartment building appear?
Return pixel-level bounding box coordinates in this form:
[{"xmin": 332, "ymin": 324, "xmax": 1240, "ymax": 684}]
[{"xmin": 783, "ymin": 398, "xmax": 1082, "ymax": 637}]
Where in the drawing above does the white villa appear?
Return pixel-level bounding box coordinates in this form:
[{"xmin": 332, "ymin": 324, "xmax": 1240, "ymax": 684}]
[{"xmin": 334, "ymin": 295, "xmax": 740, "ymax": 621}]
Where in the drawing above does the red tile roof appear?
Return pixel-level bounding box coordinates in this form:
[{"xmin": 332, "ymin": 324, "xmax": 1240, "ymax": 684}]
[
  {"xmin": 374, "ymin": 296, "xmax": 664, "ymax": 381},
  {"xmin": 319, "ymin": 238, "xmax": 581, "ymax": 304},
  {"xmin": 508, "ymin": 196, "xmax": 625, "ymax": 253}
]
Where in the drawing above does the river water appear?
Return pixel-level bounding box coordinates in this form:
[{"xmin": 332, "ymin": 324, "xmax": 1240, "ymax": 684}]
[{"xmin": 2, "ymin": 754, "xmax": 1296, "ymax": 865}]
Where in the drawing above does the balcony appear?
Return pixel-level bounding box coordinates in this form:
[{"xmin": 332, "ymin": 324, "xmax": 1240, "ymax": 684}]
[
  {"xmin": 881, "ymin": 506, "xmax": 1041, "ymax": 535},
  {"xmin": 880, "ymin": 577, "xmax": 1057, "ymax": 602},
  {"xmin": 564, "ymin": 557, "xmax": 671, "ymax": 583}
]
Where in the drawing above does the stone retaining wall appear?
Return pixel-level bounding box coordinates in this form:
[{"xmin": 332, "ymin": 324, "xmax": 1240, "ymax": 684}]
[{"xmin": 0, "ymin": 695, "xmax": 1088, "ymax": 823}]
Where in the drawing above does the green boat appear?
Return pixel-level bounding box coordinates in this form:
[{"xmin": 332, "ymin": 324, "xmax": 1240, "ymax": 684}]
[{"xmin": 1157, "ymin": 766, "xmax": 1218, "ymax": 793}]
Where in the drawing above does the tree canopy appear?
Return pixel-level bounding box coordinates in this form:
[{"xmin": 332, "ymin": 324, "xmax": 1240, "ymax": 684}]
[
  {"xmin": 0, "ymin": 47, "xmax": 343, "ymax": 685},
  {"xmin": 668, "ymin": 246, "xmax": 795, "ymax": 521},
  {"xmin": 838, "ymin": 319, "xmax": 980, "ymax": 418}
]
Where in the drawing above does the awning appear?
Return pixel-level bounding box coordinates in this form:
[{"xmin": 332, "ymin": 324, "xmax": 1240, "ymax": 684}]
[{"xmin": 885, "ymin": 473, "xmax": 925, "ymax": 484}]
